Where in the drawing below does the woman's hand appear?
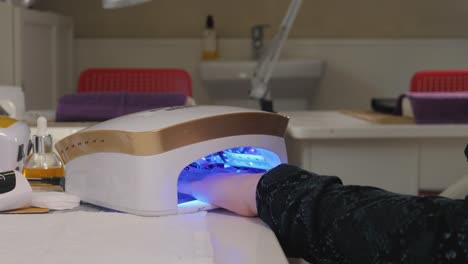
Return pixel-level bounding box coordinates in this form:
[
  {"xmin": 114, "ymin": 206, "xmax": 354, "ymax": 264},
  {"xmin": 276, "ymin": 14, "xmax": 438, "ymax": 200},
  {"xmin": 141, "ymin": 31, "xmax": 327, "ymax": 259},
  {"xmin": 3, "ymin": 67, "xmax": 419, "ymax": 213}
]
[{"xmin": 179, "ymin": 173, "xmax": 263, "ymax": 216}]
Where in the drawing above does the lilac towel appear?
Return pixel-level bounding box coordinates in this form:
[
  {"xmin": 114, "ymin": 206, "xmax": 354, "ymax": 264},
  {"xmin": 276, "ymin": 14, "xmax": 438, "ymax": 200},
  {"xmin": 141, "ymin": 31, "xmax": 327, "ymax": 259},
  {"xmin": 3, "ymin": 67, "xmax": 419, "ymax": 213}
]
[
  {"xmin": 406, "ymin": 92, "xmax": 468, "ymax": 124},
  {"xmin": 56, "ymin": 92, "xmax": 187, "ymax": 121}
]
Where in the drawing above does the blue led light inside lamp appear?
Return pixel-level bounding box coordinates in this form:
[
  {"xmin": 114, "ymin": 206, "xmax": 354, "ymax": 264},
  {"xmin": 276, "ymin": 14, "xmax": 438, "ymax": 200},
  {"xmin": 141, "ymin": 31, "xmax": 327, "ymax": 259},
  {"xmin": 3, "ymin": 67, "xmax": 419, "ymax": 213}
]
[{"xmin": 177, "ymin": 147, "xmax": 281, "ymax": 204}]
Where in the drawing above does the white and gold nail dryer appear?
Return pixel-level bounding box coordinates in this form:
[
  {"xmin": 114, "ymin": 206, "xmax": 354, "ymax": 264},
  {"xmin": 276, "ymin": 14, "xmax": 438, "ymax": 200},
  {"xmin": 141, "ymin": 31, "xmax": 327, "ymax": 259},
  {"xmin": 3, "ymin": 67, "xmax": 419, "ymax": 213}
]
[
  {"xmin": 0, "ymin": 116, "xmax": 30, "ymax": 172},
  {"xmin": 56, "ymin": 106, "xmax": 289, "ymax": 216}
]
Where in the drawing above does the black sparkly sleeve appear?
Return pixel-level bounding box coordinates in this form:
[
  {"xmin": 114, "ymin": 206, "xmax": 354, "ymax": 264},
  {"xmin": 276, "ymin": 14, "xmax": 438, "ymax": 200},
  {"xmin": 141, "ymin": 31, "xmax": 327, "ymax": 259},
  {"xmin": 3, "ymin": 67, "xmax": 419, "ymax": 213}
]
[{"xmin": 256, "ymin": 164, "xmax": 468, "ymax": 263}]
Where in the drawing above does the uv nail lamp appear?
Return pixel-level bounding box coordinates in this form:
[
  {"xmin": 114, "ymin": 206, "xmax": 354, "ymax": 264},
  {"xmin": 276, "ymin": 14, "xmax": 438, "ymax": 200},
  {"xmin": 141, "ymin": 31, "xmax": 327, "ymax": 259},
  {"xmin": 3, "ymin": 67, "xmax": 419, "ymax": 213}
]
[
  {"xmin": 0, "ymin": 170, "xmax": 32, "ymax": 212},
  {"xmin": 56, "ymin": 106, "xmax": 289, "ymax": 216},
  {"xmin": 0, "ymin": 116, "xmax": 30, "ymax": 172}
]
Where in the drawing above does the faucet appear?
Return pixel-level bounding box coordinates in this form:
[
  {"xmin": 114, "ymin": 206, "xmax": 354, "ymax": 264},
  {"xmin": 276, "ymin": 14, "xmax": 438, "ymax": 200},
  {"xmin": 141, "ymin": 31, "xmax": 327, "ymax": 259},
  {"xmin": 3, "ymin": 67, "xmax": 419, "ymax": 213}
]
[{"xmin": 251, "ymin": 24, "xmax": 269, "ymax": 60}]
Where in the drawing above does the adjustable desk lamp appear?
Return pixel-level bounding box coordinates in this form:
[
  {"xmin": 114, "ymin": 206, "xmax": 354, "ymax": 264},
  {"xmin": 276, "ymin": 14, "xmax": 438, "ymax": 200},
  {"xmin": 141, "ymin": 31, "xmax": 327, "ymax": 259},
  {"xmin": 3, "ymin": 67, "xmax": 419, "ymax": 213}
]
[{"xmin": 102, "ymin": 0, "xmax": 303, "ymax": 112}]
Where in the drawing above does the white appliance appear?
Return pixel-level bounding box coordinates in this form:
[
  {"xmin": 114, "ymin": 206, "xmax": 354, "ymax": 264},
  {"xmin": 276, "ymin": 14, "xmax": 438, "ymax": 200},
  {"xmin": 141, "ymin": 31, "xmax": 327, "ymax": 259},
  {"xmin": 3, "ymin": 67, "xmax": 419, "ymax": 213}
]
[
  {"xmin": 0, "ymin": 170, "xmax": 32, "ymax": 211},
  {"xmin": 0, "ymin": 86, "xmax": 26, "ymax": 121},
  {"xmin": 56, "ymin": 105, "xmax": 289, "ymax": 216},
  {"xmin": 0, "ymin": 116, "xmax": 30, "ymax": 172}
]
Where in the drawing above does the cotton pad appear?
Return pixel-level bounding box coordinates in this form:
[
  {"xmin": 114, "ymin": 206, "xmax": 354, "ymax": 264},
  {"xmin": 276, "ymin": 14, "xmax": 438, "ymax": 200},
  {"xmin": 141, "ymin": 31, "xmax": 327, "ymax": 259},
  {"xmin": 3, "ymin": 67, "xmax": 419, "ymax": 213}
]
[{"xmin": 32, "ymin": 192, "xmax": 80, "ymax": 210}]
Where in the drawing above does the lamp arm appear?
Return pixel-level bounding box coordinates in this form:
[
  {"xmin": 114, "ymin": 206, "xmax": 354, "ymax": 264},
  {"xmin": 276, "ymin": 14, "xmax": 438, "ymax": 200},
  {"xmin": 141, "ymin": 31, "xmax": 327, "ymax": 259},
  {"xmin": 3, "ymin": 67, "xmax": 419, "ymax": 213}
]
[
  {"xmin": 102, "ymin": 0, "xmax": 151, "ymax": 9},
  {"xmin": 250, "ymin": 0, "xmax": 303, "ymax": 101}
]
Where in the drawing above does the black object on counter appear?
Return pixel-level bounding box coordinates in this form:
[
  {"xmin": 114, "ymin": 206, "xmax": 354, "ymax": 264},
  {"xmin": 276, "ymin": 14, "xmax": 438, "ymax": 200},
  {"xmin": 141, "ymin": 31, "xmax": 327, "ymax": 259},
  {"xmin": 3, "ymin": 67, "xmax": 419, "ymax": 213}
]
[
  {"xmin": 0, "ymin": 171, "xmax": 16, "ymax": 194},
  {"xmin": 465, "ymin": 144, "xmax": 468, "ymax": 161},
  {"xmin": 371, "ymin": 98, "xmax": 398, "ymax": 114}
]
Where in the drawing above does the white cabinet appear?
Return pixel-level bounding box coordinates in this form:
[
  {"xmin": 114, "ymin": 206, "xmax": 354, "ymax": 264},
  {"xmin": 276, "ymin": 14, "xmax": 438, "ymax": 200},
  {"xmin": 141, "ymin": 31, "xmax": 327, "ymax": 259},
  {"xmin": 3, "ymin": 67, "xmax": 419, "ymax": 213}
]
[
  {"xmin": 284, "ymin": 111, "xmax": 468, "ymax": 195},
  {"xmin": 288, "ymin": 138, "xmax": 420, "ymax": 195},
  {"xmin": 0, "ymin": 2, "xmax": 73, "ymax": 110}
]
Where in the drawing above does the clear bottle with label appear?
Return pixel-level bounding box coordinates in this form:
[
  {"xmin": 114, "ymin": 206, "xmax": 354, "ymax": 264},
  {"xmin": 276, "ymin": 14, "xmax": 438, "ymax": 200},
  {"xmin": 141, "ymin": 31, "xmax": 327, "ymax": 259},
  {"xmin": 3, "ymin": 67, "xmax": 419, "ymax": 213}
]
[
  {"xmin": 202, "ymin": 15, "xmax": 220, "ymax": 60},
  {"xmin": 23, "ymin": 116, "xmax": 64, "ymax": 191}
]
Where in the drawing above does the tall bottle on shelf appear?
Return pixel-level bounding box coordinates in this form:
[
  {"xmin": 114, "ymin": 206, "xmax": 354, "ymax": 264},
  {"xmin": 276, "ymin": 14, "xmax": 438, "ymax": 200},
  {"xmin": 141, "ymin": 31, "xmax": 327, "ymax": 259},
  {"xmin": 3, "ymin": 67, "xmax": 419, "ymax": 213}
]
[{"xmin": 202, "ymin": 15, "xmax": 220, "ymax": 60}]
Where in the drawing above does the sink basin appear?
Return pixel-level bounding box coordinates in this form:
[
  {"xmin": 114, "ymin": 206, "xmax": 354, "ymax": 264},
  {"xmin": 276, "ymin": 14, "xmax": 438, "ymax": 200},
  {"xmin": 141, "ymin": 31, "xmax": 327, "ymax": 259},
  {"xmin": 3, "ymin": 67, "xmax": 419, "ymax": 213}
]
[
  {"xmin": 200, "ymin": 59, "xmax": 324, "ymax": 81},
  {"xmin": 199, "ymin": 59, "xmax": 325, "ymax": 111}
]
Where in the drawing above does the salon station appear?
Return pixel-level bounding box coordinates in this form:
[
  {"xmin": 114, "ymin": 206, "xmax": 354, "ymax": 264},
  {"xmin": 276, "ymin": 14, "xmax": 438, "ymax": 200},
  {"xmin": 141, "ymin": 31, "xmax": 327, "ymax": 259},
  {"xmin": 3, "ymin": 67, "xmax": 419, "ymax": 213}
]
[{"xmin": 2, "ymin": 0, "xmax": 468, "ymax": 263}]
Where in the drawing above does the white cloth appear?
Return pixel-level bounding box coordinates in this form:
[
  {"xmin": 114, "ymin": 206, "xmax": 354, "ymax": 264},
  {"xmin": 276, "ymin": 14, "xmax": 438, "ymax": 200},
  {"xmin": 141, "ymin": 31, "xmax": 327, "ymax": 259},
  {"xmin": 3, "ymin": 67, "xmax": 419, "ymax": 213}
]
[
  {"xmin": 0, "ymin": 211, "xmax": 213, "ymax": 264},
  {"xmin": 31, "ymin": 192, "xmax": 80, "ymax": 210}
]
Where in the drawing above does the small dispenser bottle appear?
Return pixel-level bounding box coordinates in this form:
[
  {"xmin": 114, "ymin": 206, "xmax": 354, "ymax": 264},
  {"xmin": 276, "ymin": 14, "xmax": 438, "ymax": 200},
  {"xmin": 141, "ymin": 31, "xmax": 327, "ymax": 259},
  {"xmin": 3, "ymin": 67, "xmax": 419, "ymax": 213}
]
[
  {"xmin": 23, "ymin": 116, "xmax": 65, "ymax": 191},
  {"xmin": 202, "ymin": 15, "xmax": 220, "ymax": 60}
]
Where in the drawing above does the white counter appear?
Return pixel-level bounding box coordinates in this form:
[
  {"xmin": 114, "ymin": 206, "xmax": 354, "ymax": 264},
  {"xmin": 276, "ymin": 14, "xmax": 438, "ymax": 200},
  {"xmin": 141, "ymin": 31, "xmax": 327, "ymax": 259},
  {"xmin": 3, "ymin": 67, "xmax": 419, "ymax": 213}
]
[
  {"xmin": 286, "ymin": 111, "xmax": 468, "ymax": 139},
  {"xmin": 206, "ymin": 209, "xmax": 289, "ymax": 264},
  {"xmin": 3, "ymin": 206, "xmax": 288, "ymax": 264},
  {"xmin": 284, "ymin": 111, "xmax": 468, "ymax": 195}
]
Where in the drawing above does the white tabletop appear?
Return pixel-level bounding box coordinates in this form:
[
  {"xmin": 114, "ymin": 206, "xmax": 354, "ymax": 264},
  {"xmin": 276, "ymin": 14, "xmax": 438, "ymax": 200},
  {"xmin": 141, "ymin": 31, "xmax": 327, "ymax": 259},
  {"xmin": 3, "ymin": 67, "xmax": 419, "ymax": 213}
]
[
  {"xmin": 206, "ymin": 209, "xmax": 289, "ymax": 264},
  {"xmin": 283, "ymin": 111, "xmax": 468, "ymax": 139},
  {"xmin": 2, "ymin": 206, "xmax": 288, "ymax": 264}
]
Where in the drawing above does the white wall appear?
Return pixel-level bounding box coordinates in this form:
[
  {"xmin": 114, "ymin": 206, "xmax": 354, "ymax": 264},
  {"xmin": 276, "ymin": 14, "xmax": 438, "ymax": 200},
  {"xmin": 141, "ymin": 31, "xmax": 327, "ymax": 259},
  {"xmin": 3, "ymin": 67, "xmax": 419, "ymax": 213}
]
[
  {"xmin": 0, "ymin": 3, "xmax": 14, "ymax": 86},
  {"xmin": 285, "ymin": 39, "xmax": 468, "ymax": 109},
  {"xmin": 75, "ymin": 38, "xmax": 468, "ymax": 110},
  {"xmin": 36, "ymin": 0, "xmax": 468, "ymax": 39}
]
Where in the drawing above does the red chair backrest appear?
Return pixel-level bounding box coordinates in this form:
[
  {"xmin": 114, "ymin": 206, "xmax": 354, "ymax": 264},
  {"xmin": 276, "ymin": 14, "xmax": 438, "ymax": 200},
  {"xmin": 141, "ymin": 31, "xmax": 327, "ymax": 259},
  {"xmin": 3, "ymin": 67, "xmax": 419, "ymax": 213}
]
[
  {"xmin": 77, "ymin": 68, "xmax": 192, "ymax": 96},
  {"xmin": 411, "ymin": 70, "xmax": 468, "ymax": 93}
]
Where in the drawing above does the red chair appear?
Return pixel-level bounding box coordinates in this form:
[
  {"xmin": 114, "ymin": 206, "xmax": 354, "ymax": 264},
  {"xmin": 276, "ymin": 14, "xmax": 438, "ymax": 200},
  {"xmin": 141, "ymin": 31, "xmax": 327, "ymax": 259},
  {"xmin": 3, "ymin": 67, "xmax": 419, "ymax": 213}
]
[{"xmin": 77, "ymin": 68, "xmax": 192, "ymax": 96}]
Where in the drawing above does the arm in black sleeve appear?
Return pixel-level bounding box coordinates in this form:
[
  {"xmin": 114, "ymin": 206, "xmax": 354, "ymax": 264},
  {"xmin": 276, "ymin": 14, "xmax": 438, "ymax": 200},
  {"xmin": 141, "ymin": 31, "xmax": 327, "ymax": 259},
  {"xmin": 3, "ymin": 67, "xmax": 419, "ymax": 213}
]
[{"xmin": 256, "ymin": 164, "xmax": 468, "ymax": 264}]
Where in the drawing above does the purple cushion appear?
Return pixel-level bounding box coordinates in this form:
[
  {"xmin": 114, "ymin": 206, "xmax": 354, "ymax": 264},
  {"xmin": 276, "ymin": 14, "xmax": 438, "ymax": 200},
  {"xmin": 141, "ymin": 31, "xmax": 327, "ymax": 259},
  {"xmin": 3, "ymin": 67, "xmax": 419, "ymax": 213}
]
[
  {"xmin": 56, "ymin": 92, "xmax": 187, "ymax": 121},
  {"xmin": 406, "ymin": 92, "xmax": 468, "ymax": 124}
]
